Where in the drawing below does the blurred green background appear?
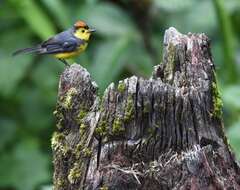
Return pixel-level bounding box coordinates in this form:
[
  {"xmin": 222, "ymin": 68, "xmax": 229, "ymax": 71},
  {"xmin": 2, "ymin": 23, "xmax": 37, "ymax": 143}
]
[{"xmin": 0, "ymin": 0, "xmax": 240, "ymax": 189}]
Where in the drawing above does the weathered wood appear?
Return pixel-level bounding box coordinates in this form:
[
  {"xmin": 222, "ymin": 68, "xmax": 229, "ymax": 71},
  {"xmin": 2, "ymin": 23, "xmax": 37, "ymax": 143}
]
[{"xmin": 52, "ymin": 27, "xmax": 240, "ymax": 190}]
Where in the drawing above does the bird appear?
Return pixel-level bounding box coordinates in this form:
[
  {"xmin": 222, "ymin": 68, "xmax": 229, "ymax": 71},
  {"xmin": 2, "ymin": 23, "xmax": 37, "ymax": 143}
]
[{"xmin": 13, "ymin": 20, "xmax": 95, "ymax": 66}]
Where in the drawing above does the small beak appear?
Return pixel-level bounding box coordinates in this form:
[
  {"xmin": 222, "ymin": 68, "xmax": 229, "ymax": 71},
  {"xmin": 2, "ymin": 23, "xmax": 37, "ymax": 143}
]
[{"xmin": 88, "ymin": 28, "xmax": 96, "ymax": 33}]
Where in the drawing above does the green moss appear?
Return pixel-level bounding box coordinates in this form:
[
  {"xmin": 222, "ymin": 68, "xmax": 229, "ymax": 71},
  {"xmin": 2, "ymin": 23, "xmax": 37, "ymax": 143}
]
[
  {"xmin": 165, "ymin": 43, "xmax": 175, "ymax": 81},
  {"xmin": 212, "ymin": 81, "xmax": 223, "ymax": 118},
  {"xmin": 62, "ymin": 87, "xmax": 77, "ymax": 109},
  {"xmin": 54, "ymin": 178, "xmax": 66, "ymax": 190},
  {"xmin": 82, "ymin": 147, "xmax": 92, "ymax": 157},
  {"xmin": 53, "ymin": 110, "xmax": 58, "ymax": 116},
  {"xmin": 53, "ymin": 109, "xmax": 64, "ymax": 130},
  {"xmin": 99, "ymin": 101, "xmax": 105, "ymax": 113},
  {"xmin": 112, "ymin": 117, "xmax": 124, "ymax": 135},
  {"xmin": 117, "ymin": 82, "xmax": 126, "ymax": 93},
  {"xmin": 143, "ymin": 103, "xmax": 150, "ymax": 114},
  {"xmin": 79, "ymin": 123, "xmax": 87, "ymax": 136},
  {"xmin": 56, "ymin": 118, "xmax": 63, "ymax": 130},
  {"xmin": 74, "ymin": 143, "xmax": 83, "ymax": 159},
  {"xmin": 168, "ymin": 43, "xmax": 175, "ymax": 66},
  {"xmin": 75, "ymin": 143, "xmax": 83, "ymax": 153},
  {"xmin": 51, "ymin": 132, "xmax": 69, "ymax": 155},
  {"xmin": 77, "ymin": 109, "xmax": 88, "ymax": 122},
  {"xmin": 51, "ymin": 132, "xmax": 64, "ymax": 150},
  {"xmin": 124, "ymin": 96, "xmax": 134, "ymax": 122},
  {"xmin": 68, "ymin": 163, "xmax": 81, "ymax": 184},
  {"xmin": 96, "ymin": 118, "xmax": 108, "ymax": 136},
  {"xmin": 76, "ymin": 107, "xmax": 89, "ymax": 126},
  {"xmin": 74, "ymin": 143, "xmax": 92, "ymax": 159}
]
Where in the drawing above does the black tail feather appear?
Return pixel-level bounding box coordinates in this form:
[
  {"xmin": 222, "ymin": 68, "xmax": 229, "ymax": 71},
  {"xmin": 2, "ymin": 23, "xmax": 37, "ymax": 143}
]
[{"xmin": 12, "ymin": 46, "xmax": 42, "ymax": 56}]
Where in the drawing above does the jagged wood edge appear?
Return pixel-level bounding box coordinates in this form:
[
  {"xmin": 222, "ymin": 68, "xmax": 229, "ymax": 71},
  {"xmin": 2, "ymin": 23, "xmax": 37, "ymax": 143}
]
[{"xmin": 52, "ymin": 27, "xmax": 240, "ymax": 190}]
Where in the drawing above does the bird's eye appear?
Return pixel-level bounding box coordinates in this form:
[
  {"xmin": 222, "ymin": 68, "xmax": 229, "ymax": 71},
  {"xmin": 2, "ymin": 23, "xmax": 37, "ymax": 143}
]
[{"xmin": 82, "ymin": 30, "xmax": 85, "ymax": 33}]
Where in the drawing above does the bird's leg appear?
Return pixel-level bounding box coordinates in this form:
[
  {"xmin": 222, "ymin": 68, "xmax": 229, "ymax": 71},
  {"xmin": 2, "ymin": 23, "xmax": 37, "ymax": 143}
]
[{"xmin": 59, "ymin": 59, "xmax": 70, "ymax": 67}]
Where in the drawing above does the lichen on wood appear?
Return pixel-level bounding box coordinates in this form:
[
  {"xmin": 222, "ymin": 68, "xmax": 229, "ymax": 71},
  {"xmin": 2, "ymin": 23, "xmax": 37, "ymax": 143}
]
[{"xmin": 52, "ymin": 27, "xmax": 240, "ymax": 190}]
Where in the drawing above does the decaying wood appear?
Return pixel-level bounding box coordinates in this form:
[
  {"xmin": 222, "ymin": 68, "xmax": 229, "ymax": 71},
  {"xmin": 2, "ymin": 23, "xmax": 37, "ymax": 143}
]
[{"xmin": 52, "ymin": 27, "xmax": 240, "ymax": 190}]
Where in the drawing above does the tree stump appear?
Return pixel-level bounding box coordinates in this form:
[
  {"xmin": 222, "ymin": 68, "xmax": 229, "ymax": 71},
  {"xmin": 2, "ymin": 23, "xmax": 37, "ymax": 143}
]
[{"xmin": 52, "ymin": 27, "xmax": 240, "ymax": 190}]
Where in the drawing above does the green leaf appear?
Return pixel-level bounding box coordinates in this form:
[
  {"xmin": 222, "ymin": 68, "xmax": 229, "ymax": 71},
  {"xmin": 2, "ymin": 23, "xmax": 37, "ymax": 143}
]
[
  {"xmin": 77, "ymin": 3, "xmax": 137, "ymax": 37},
  {"xmin": 167, "ymin": 1, "xmax": 217, "ymax": 34},
  {"xmin": 85, "ymin": 0, "xmax": 99, "ymax": 5},
  {"xmin": 31, "ymin": 57, "xmax": 62, "ymax": 100},
  {"xmin": 41, "ymin": 0, "xmax": 71, "ymax": 28},
  {"xmin": 41, "ymin": 185, "xmax": 53, "ymax": 190},
  {"xmin": 0, "ymin": 118, "xmax": 17, "ymax": 150},
  {"xmin": 211, "ymin": 41, "xmax": 224, "ymax": 69},
  {"xmin": 154, "ymin": 0, "xmax": 194, "ymax": 12},
  {"xmin": 0, "ymin": 139, "xmax": 50, "ymax": 190},
  {"xmin": 227, "ymin": 119, "xmax": 240, "ymax": 160},
  {"xmin": 123, "ymin": 42, "xmax": 153, "ymax": 77},
  {"xmin": 213, "ymin": 0, "xmax": 239, "ymax": 84},
  {"xmin": 224, "ymin": 0, "xmax": 240, "ymax": 13},
  {"xmin": 89, "ymin": 37, "xmax": 131, "ymax": 91},
  {"xmin": 222, "ymin": 85, "xmax": 240, "ymax": 110},
  {"xmin": 0, "ymin": 56, "xmax": 31, "ymax": 97},
  {"xmin": 18, "ymin": 88, "xmax": 53, "ymax": 131},
  {"xmin": 16, "ymin": 57, "xmax": 62, "ymax": 131},
  {"xmin": 0, "ymin": 1, "xmax": 20, "ymax": 27},
  {"xmin": 0, "ymin": 29, "xmax": 33, "ymax": 97},
  {"xmin": 8, "ymin": 0, "xmax": 56, "ymax": 39}
]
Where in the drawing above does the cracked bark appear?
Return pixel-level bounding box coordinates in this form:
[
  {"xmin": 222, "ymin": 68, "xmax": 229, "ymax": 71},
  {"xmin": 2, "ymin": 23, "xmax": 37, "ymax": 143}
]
[{"xmin": 52, "ymin": 27, "xmax": 240, "ymax": 190}]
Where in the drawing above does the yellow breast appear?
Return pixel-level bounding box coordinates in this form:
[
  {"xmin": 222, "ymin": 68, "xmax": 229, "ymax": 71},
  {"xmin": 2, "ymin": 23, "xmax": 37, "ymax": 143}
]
[{"xmin": 54, "ymin": 43, "xmax": 88, "ymax": 59}]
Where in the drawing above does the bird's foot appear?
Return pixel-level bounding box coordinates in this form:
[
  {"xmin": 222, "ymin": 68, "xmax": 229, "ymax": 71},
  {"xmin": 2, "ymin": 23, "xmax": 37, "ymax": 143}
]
[{"xmin": 59, "ymin": 59, "xmax": 70, "ymax": 67}]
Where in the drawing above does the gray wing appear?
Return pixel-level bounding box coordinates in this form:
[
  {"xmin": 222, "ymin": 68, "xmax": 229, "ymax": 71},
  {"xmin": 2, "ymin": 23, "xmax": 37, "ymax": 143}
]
[{"xmin": 39, "ymin": 29, "xmax": 85, "ymax": 54}]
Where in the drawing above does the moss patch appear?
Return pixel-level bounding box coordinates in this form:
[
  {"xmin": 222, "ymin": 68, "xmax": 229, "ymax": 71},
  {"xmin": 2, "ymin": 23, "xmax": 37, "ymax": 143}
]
[
  {"xmin": 51, "ymin": 132, "xmax": 69, "ymax": 155},
  {"xmin": 56, "ymin": 119, "xmax": 63, "ymax": 130},
  {"xmin": 96, "ymin": 118, "xmax": 108, "ymax": 137},
  {"xmin": 212, "ymin": 81, "xmax": 223, "ymax": 118},
  {"xmin": 77, "ymin": 109, "xmax": 88, "ymax": 121},
  {"xmin": 124, "ymin": 96, "xmax": 134, "ymax": 122},
  {"xmin": 62, "ymin": 87, "xmax": 77, "ymax": 109},
  {"xmin": 117, "ymin": 81, "xmax": 126, "ymax": 93},
  {"xmin": 164, "ymin": 43, "xmax": 175, "ymax": 81},
  {"xmin": 79, "ymin": 123, "xmax": 87, "ymax": 136},
  {"xmin": 53, "ymin": 109, "xmax": 64, "ymax": 130},
  {"xmin": 74, "ymin": 143, "xmax": 83, "ymax": 159},
  {"xmin": 68, "ymin": 163, "xmax": 81, "ymax": 184},
  {"xmin": 51, "ymin": 132, "xmax": 64, "ymax": 150},
  {"xmin": 82, "ymin": 147, "xmax": 92, "ymax": 157},
  {"xmin": 112, "ymin": 117, "xmax": 124, "ymax": 135},
  {"xmin": 54, "ymin": 178, "xmax": 66, "ymax": 190}
]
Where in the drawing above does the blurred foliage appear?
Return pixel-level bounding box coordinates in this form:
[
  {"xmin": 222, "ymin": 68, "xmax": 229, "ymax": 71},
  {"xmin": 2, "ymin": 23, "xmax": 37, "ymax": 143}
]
[{"xmin": 0, "ymin": 0, "xmax": 239, "ymax": 189}]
